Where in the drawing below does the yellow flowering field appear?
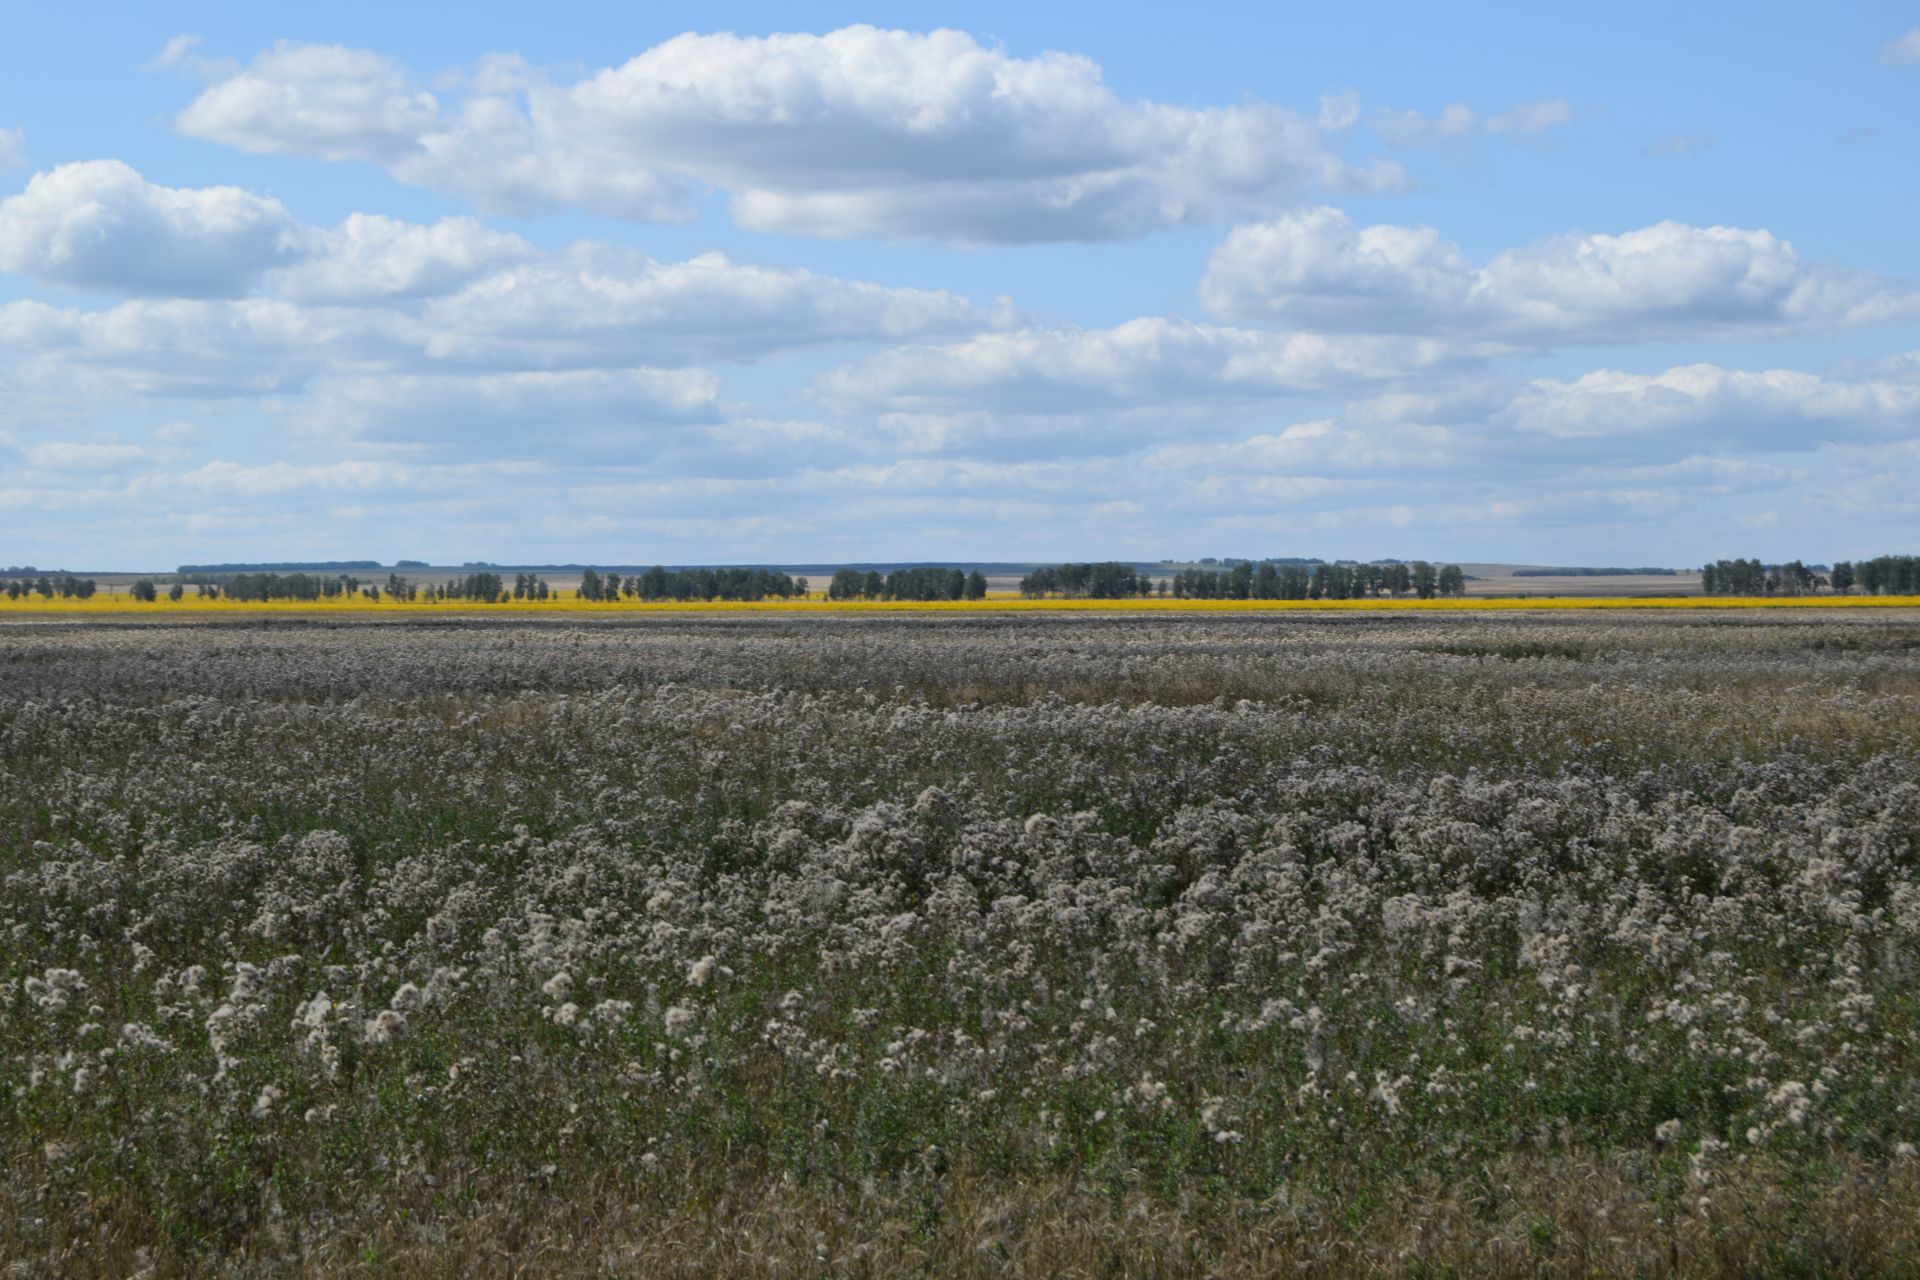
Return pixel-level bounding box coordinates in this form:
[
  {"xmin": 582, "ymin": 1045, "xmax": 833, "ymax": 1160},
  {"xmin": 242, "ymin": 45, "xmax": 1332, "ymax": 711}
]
[{"xmin": 5, "ymin": 591, "xmax": 1920, "ymax": 615}]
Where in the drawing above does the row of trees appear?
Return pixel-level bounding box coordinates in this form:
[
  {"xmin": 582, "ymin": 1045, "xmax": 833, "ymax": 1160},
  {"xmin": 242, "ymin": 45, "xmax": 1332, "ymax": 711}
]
[
  {"xmin": 119, "ymin": 572, "xmax": 541, "ymax": 604},
  {"xmin": 1172, "ymin": 560, "xmax": 1466, "ymax": 600},
  {"xmin": 1836, "ymin": 556, "xmax": 1920, "ymax": 596},
  {"xmin": 3, "ymin": 575, "xmax": 98, "ymax": 600},
  {"xmin": 1019, "ymin": 563, "xmax": 1154, "ymax": 599},
  {"xmin": 1699, "ymin": 560, "xmax": 1826, "ymax": 597},
  {"xmin": 828, "ymin": 567, "xmax": 989, "ymax": 601},
  {"xmin": 579, "ymin": 566, "xmax": 809, "ymax": 602},
  {"xmin": 1686, "ymin": 556, "xmax": 1920, "ymax": 597},
  {"xmin": 180, "ymin": 572, "xmax": 371, "ymax": 602}
]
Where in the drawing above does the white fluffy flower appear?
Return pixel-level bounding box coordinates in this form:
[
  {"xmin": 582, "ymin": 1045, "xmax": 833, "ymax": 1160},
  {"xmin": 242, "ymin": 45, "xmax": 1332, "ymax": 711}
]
[{"xmin": 364, "ymin": 1009, "xmax": 408, "ymax": 1045}]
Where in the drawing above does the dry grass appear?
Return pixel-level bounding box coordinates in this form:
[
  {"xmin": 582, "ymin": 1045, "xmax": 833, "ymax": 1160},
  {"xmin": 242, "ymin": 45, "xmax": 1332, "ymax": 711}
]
[{"xmin": 20, "ymin": 1154, "xmax": 1919, "ymax": 1278}]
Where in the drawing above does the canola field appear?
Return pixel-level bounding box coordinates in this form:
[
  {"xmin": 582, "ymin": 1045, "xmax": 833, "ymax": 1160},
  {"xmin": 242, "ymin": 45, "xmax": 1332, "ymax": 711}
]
[
  {"xmin": 5, "ymin": 590, "xmax": 1920, "ymax": 615},
  {"xmin": 5, "ymin": 611, "xmax": 1920, "ymax": 1276}
]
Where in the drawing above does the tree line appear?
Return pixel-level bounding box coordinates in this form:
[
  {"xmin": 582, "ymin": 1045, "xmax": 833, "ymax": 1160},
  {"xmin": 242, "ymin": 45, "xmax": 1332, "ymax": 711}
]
[
  {"xmin": 1698, "ymin": 555, "xmax": 1919, "ymax": 596},
  {"xmin": 3, "ymin": 575, "xmax": 98, "ymax": 601},
  {"xmin": 124, "ymin": 571, "xmax": 545, "ymax": 604},
  {"xmin": 828, "ymin": 567, "xmax": 988, "ymax": 601},
  {"xmin": 1836, "ymin": 555, "xmax": 1920, "ymax": 596},
  {"xmin": 1018, "ymin": 563, "xmax": 1153, "ymax": 598},
  {"xmin": 1169, "ymin": 560, "xmax": 1466, "ymax": 600},
  {"xmin": 1699, "ymin": 560, "xmax": 1824, "ymax": 596},
  {"xmin": 580, "ymin": 566, "xmax": 809, "ymax": 602}
]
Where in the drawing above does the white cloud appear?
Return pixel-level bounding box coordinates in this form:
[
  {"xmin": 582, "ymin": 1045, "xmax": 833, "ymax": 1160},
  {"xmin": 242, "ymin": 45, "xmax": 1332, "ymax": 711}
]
[
  {"xmin": 175, "ymin": 28, "xmax": 1406, "ymax": 241},
  {"xmin": 299, "ymin": 369, "xmax": 721, "ymax": 456},
  {"xmin": 272, "ymin": 214, "xmax": 536, "ymax": 305},
  {"xmin": 177, "ymin": 42, "xmax": 438, "ymax": 163},
  {"xmin": 0, "ymin": 296, "xmax": 379, "ymax": 397},
  {"xmin": 0, "ymin": 163, "xmax": 1005, "ymax": 394},
  {"xmin": 0, "ymin": 161, "xmax": 305, "ymax": 297},
  {"xmin": 0, "ymin": 128, "xmax": 23, "ymax": 173},
  {"xmin": 1499, "ymin": 362, "xmax": 1920, "ymax": 449},
  {"xmin": 1484, "ymin": 99, "xmax": 1573, "ymax": 134},
  {"xmin": 1881, "ymin": 27, "xmax": 1920, "ymax": 64},
  {"xmin": 818, "ymin": 318, "xmax": 1472, "ymax": 418},
  {"xmin": 1201, "ymin": 208, "xmax": 1920, "ymax": 341},
  {"xmin": 416, "ymin": 248, "xmax": 1001, "ymax": 367},
  {"xmin": 149, "ymin": 35, "xmax": 238, "ymax": 80},
  {"xmin": 1373, "ymin": 98, "xmax": 1570, "ymax": 148}
]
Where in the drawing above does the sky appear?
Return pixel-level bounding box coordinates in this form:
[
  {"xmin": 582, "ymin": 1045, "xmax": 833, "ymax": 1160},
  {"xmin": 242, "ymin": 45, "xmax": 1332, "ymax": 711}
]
[{"xmin": 1, "ymin": 3, "xmax": 1917, "ymax": 570}]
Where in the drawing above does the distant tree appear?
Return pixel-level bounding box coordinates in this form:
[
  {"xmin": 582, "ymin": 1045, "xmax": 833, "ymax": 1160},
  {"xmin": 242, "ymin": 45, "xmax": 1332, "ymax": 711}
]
[
  {"xmin": 1411, "ymin": 561, "xmax": 1438, "ymax": 599},
  {"xmin": 965, "ymin": 571, "xmax": 987, "ymax": 600},
  {"xmin": 578, "ymin": 568, "xmax": 603, "ymax": 602},
  {"xmin": 129, "ymin": 579, "xmax": 158, "ymax": 602},
  {"xmin": 1437, "ymin": 564, "xmax": 1466, "ymax": 598},
  {"xmin": 1020, "ymin": 562, "xmax": 1150, "ymax": 599},
  {"xmin": 168, "ymin": 583, "xmax": 184, "ymax": 602},
  {"xmin": 1830, "ymin": 561, "xmax": 1854, "ymax": 594}
]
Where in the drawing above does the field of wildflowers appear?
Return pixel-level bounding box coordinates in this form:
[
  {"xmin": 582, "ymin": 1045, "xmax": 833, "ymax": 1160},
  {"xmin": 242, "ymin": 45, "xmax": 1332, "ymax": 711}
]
[{"xmin": 4, "ymin": 611, "xmax": 1920, "ymax": 1276}]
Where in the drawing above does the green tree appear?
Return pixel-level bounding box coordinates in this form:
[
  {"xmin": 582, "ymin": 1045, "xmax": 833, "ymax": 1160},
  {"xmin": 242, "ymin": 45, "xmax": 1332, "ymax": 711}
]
[{"xmin": 1412, "ymin": 561, "xmax": 1438, "ymax": 599}]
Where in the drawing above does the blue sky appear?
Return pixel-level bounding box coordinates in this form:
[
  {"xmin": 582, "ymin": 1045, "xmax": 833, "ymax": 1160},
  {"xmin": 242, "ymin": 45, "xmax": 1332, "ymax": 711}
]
[{"xmin": 2, "ymin": 3, "xmax": 1917, "ymax": 568}]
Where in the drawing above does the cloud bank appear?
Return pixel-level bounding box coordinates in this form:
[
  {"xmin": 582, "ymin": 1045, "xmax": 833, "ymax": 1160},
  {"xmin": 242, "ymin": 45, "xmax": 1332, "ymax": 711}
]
[
  {"xmin": 172, "ymin": 28, "xmax": 1407, "ymax": 242},
  {"xmin": 1201, "ymin": 208, "xmax": 1920, "ymax": 341}
]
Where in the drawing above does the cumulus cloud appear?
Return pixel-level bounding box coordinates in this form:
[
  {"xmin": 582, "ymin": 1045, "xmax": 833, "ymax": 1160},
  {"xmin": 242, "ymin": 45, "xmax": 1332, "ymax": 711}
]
[
  {"xmin": 1498, "ymin": 362, "xmax": 1920, "ymax": 450},
  {"xmin": 818, "ymin": 318, "xmax": 1472, "ymax": 417},
  {"xmin": 1201, "ymin": 208, "xmax": 1920, "ymax": 342},
  {"xmin": 1881, "ymin": 27, "xmax": 1920, "ymax": 65},
  {"xmin": 415, "ymin": 248, "xmax": 1000, "ymax": 367},
  {"xmin": 0, "ymin": 128, "xmax": 23, "ymax": 173},
  {"xmin": 177, "ymin": 42, "xmax": 438, "ymax": 162},
  {"xmin": 0, "ymin": 161, "xmax": 305, "ymax": 296},
  {"xmin": 299, "ymin": 368, "xmax": 720, "ymax": 456},
  {"xmin": 272, "ymin": 214, "xmax": 536, "ymax": 305},
  {"xmin": 175, "ymin": 27, "xmax": 1406, "ymax": 241},
  {"xmin": 0, "ymin": 296, "xmax": 383, "ymax": 398},
  {"xmin": 1372, "ymin": 98, "xmax": 1570, "ymax": 148},
  {"xmin": 0, "ymin": 162, "xmax": 1001, "ymax": 390}
]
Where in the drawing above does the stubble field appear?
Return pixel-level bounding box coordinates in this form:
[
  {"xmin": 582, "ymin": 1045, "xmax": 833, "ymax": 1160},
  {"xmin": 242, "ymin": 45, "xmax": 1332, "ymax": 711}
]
[{"xmin": 4, "ymin": 610, "xmax": 1920, "ymax": 1276}]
